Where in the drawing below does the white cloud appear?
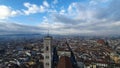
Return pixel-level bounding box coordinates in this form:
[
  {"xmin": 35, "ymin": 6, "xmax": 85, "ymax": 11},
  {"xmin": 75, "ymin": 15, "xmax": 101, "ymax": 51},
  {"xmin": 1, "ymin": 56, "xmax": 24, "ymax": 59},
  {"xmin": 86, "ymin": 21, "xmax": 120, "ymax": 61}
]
[
  {"xmin": 23, "ymin": 3, "xmax": 40, "ymax": 15},
  {"xmin": 0, "ymin": 5, "xmax": 11, "ymax": 19},
  {"xmin": 89, "ymin": 0, "xmax": 110, "ymax": 5},
  {"xmin": 53, "ymin": 0, "xmax": 58, "ymax": 4},
  {"xmin": 89, "ymin": 0, "xmax": 98, "ymax": 5},
  {"xmin": 39, "ymin": 22, "xmax": 65, "ymax": 29},
  {"xmin": 0, "ymin": 5, "xmax": 22, "ymax": 19},
  {"xmin": 38, "ymin": 0, "xmax": 120, "ymax": 36},
  {"xmin": 11, "ymin": 10, "xmax": 22, "ymax": 16},
  {"xmin": 59, "ymin": 9, "xmax": 65, "ymax": 15},
  {"xmin": 67, "ymin": 2, "xmax": 87, "ymax": 18},
  {"xmin": 43, "ymin": 1, "xmax": 49, "ymax": 8},
  {"xmin": 39, "ymin": 5, "xmax": 45, "ymax": 12},
  {"xmin": 23, "ymin": 2, "xmax": 50, "ymax": 15}
]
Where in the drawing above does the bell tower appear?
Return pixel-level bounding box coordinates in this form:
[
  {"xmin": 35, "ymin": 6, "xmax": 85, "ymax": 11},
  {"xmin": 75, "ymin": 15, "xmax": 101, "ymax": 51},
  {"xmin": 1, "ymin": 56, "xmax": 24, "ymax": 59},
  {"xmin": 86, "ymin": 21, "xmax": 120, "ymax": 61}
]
[{"xmin": 43, "ymin": 35, "xmax": 52, "ymax": 68}]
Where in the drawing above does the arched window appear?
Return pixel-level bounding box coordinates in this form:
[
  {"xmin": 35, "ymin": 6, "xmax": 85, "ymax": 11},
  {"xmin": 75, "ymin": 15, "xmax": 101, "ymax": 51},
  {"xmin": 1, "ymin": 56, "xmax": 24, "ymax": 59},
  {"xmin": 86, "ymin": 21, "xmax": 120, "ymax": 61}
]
[
  {"xmin": 46, "ymin": 56, "xmax": 49, "ymax": 59},
  {"xmin": 46, "ymin": 46, "xmax": 49, "ymax": 51}
]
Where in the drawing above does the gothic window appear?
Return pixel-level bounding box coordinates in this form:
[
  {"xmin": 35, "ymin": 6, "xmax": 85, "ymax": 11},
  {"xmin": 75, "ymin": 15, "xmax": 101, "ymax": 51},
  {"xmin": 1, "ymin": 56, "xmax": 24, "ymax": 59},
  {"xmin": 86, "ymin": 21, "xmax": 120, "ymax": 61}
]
[
  {"xmin": 46, "ymin": 46, "xmax": 49, "ymax": 51},
  {"xmin": 46, "ymin": 56, "xmax": 49, "ymax": 59},
  {"xmin": 46, "ymin": 63, "xmax": 49, "ymax": 66}
]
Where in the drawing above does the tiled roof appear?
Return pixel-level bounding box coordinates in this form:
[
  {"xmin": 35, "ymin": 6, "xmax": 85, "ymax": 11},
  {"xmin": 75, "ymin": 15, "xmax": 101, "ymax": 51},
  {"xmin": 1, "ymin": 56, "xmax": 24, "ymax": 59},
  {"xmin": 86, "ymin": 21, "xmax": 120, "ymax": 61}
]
[
  {"xmin": 97, "ymin": 39, "xmax": 105, "ymax": 45},
  {"xmin": 57, "ymin": 56, "xmax": 73, "ymax": 68}
]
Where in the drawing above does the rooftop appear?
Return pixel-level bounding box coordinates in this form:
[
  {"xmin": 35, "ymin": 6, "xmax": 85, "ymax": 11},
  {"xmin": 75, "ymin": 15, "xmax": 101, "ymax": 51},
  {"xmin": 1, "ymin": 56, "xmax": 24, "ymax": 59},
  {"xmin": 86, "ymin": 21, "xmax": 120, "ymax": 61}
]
[{"xmin": 57, "ymin": 56, "xmax": 73, "ymax": 68}]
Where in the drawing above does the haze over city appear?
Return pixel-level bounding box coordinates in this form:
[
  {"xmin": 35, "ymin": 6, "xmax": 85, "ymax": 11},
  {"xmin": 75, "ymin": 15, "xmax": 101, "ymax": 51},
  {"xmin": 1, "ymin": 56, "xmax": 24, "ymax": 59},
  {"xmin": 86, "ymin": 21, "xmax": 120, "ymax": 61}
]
[{"xmin": 0, "ymin": 0, "xmax": 120, "ymax": 36}]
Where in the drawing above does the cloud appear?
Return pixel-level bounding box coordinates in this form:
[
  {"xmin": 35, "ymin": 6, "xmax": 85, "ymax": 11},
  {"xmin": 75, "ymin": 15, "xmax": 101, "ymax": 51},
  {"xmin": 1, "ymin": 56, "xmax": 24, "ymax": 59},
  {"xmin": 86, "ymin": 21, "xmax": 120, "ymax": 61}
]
[
  {"xmin": 52, "ymin": 14, "xmax": 86, "ymax": 25},
  {"xmin": 95, "ymin": 0, "xmax": 120, "ymax": 21},
  {"xmin": 89, "ymin": 0, "xmax": 110, "ymax": 6},
  {"xmin": 0, "ymin": 2, "xmax": 50, "ymax": 18},
  {"xmin": 53, "ymin": 0, "xmax": 58, "ymax": 4},
  {"xmin": 0, "ymin": 22, "xmax": 44, "ymax": 35},
  {"xmin": 1, "ymin": 0, "xmax": 120, "ymax": 36},
  {"xmin": 59, "ymin": 9, "xmax": 65, "ymax": 15},
  {"xmin": 0, "ymin": 5, "xmax": 11, "ymax": 19},
  {"xmin": 43, "ymin": 1, "xmax": 49, "ymax": 8},
  {"xmin": 23, "ymin": 1, "xmax": 50, "ymax": 15},
  {"xmin": 23, "ymin": 2, "xmax": 44, "ymax": 15},
  {"xmin": 0, "ymin": 5, "xmax": 21, "ymax": 19},
  {"xmin": 38, "ymin": 0, "xmax": 120, "ymax": 36}
]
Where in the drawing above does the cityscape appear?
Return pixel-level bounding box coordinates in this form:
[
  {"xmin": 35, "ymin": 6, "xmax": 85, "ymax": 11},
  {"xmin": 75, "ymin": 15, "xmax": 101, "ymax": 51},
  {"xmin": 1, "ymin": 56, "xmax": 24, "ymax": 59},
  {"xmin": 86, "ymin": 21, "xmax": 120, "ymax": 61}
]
[
  {"xmin": 0, "ymin": 35, "xmax": 120, "ymax": 68},
  {"xmin": 0, "ymin": 0, "xmax": 120, "ymax": 68}
]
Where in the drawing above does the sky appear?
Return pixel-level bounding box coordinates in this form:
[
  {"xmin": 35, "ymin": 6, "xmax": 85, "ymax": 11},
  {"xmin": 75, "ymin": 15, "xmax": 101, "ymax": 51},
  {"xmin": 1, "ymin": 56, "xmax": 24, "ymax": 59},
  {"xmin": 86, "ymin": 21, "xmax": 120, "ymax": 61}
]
[{"xmin": 0, "ymin": 0, "xmax": 120, "ymax": 36}]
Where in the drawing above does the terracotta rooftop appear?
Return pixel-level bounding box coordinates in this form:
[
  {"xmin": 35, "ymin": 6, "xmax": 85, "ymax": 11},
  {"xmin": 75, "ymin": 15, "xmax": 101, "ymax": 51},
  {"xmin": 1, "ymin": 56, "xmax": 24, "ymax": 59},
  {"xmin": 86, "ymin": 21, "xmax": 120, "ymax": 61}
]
[
  {"xmin": 97, "ymin": 39, "xmax": 105, "ymax": 45},
  {"xmin": 57, "ymin": 56, "xmax": 73, "ymax": 68}
]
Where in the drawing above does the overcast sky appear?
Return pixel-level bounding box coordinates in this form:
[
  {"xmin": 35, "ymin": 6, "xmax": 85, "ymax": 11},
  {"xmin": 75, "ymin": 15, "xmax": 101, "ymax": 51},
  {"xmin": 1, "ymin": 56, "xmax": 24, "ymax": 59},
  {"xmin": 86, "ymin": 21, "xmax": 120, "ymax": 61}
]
[{"xmin": 0, "ymin": 0, "xmax": 120, "ymax": 36}]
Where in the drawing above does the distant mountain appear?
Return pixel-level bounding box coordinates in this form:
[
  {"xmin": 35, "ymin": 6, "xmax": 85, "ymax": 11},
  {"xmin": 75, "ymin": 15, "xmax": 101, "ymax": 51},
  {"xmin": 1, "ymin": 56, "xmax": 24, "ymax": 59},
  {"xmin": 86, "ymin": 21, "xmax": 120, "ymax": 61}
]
[
  {"xmin": 0, "ymin": 33, "xmax": 44, "ymax": 42},
  {"xmin": 0, "ymin": 33, "xmax": 42, "ymax": 36}
]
